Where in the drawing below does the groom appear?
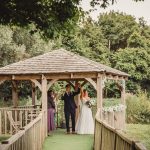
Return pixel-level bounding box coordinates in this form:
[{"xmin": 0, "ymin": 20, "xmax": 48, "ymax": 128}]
[{"xmin": 61, "ymin": 83, "xmax": 80, "ymax": 134}]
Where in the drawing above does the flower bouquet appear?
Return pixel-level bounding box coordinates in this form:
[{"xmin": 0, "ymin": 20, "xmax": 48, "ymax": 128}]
[{"xmin": 85, "ymin": 101, "xmax": 92, "ymax": 108}]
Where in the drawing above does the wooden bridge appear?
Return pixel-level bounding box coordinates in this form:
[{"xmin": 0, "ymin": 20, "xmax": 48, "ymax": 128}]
[
  {"xmin": 0, "ymin": 49, "xmax": 147, "ymax": 150},
  {"xmin": 0, "ymin": 107, "xmax": 146, "ymax": 150}
]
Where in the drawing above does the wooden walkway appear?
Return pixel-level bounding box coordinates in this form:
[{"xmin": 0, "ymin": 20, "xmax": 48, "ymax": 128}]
[{"xmin": 43, "ymin": 129, "xmax": 94, "ymax": 150}]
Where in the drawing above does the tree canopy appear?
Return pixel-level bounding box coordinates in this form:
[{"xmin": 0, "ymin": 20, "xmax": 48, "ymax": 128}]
[{"xmin": 0, "ymin": 0, "xmax": 144, "ymax": 38}]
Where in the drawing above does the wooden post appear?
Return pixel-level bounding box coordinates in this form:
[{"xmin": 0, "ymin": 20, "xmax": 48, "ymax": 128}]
[
  {"xmin": 121, "ymin": 79, "xmax": 126, "ymax": 129},
  {"xmin": 121, "ymin": 79, "xmax": 126, "ymax": 105},
  {"xmin": 32, "ymin": 82, "xmax": 36, "ymax": 106},
  {"xmin": 41, "ymin": 75, "xmax": 47, "ymax": 137},
  {"xmin": 12, "ymin": 81, "xmax": 18, "ymax": 107},
  {"xmin": 96, "ymin": 75, "xmax": 103, "ymax": 119},
  {"xmin": 0, "ymin": 111, "xmax": 1, "ymax": 135}
]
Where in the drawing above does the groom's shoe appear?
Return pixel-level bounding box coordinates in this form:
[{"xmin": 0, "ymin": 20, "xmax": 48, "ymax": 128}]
[{"xmin": 72, "ymin": 131, "xmax": 77, "ymax": 134}]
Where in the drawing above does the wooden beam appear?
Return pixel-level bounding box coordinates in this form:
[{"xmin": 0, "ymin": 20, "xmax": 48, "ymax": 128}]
[
  {"xmin": 81, "ymin": 80, "xmax": 87, "ymax": 87},
  {"xmin": 11, "ymin": 75, "xmax": 41, "ymax": 80},
  {"xmin": 46, "ymin": 72, "xmax": 99, "ymax": 79},
  {"xmin": 66, "ymin": 81, "xmax": 75, "ymax": 89},
  {"xmin": 31, "ymin": 79, "xmax": 42, "ymax": 91},
  {"xmin": 31, "ymin": 82, "xmax": 36, "ymax": 106},
  {"xmin": 0, "ymin": 73, "xmax": 128, "ymax": 81},
  {"xmin": 0, "ymin": 76, "xmax": 11, "ymax": 80},
  {"xmin": 47, "ymin": 79, "xmax": 58, "ymax": 91},
  {"xmin": 41, "ymin": 75, "xmax": 48, "ymax": 136},
  {"xmin": 0, "ymin": 80, "xmax": 6, "ymax": 85},
  {"xmin": 12, "ymin": 81, "xmax": 18, "ymax": 107},
  {"xmin": 96, "ymin": 75, "xmax": 103, "ymax": 119},
  {"xmin": 85, "ymin": 78, "xmax": 97, "ymax": 90},
  {"xmin": 106, "ymin": 74, "xmax": 128, "ymax": 81}
]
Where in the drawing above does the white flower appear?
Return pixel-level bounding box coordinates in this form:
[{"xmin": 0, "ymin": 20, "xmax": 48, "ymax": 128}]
[{"xmin": 103, "ymin": 104, "xmax": 126, "ymax": 112}]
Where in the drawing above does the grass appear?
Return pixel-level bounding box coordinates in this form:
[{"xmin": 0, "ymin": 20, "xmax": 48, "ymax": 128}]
[
  {"xmin": 125, "ymin": 124, "xmax": 150, "ymax": 149},
  {"xmin": 43, "ymin": 129, "xmax": 94, "ymax": 150},
  {"xmin": 0, "ymin": 135, "xmax": 10, "ymax": 142},
  {"xmin": 103, "ymin": 98, "xmax": 120, "ymax": 107}
]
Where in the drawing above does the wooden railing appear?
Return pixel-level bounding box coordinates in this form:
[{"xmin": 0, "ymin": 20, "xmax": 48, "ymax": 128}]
[
  {"xmin": 94, "ymin": 110, "xmax": 147, "ymax": 150},
  {"xmin": 16, "ymin": 105, "xmax": 41, "ymax": 109},
  {"xmin": 0, "ymin": 111, "xmax": 46, "ymax": 150},
  {"xmin": 0, "ymin": 108, "xmax": 41, "ymax": 135},
  {"xmin": 102, "ymin": 109, "xmax": 126, "ymax": 130}
]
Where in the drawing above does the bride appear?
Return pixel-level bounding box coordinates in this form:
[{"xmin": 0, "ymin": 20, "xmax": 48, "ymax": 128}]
[{"xmin": 75, "ymin": 89, "xmax": 94, "ymax": 134}]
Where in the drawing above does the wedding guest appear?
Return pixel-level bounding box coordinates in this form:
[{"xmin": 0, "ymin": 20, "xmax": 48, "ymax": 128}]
[{"xmin": 47, "ymin": 90, "xmax": 56, "ymax": 133}]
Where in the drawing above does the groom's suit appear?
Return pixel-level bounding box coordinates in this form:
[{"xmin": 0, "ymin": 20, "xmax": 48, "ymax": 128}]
[{"xmin": 61, "ymin": 88, "xmax": 80, "ymax": 132}]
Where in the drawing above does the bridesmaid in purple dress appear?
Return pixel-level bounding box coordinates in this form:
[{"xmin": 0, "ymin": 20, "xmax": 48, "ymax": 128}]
[{"xmin": 47, "ymin": 90, "xmax": 56, "ymax": 133}]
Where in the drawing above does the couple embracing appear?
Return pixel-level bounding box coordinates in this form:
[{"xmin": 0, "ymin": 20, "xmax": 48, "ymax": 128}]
[{"xmin": 61, "ymin": 83, "xmax": 94, "ymax": 134}]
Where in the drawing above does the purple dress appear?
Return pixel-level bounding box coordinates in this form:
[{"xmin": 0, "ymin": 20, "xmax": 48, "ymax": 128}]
[{"xmin": 47, "ymin": 96, "xmax": 55, "ymax": 132}]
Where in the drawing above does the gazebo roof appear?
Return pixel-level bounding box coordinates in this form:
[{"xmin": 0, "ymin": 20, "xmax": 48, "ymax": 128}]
[{"xmin": 0, "ymin": 49, "xmax": 128, "ymax": 77}]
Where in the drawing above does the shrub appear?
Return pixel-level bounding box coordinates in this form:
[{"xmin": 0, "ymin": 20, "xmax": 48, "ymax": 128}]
[{"xmin": 126, "ymin": 92, "xmax": 150, "ymax": 124}]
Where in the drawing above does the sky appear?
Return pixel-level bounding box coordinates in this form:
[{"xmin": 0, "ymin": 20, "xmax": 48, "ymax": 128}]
[{"xmin": 81, "ymin": 0, "xmax": 150, "ymax": 25}]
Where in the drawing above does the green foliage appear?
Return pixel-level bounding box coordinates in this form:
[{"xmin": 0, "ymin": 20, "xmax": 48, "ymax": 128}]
[
  {"xmin": 91, "ymin": 0, "xmax": 144, "ymax": 8},
  {"xmin": 0, "ymin": 24, "xmax": 53, "ymax": 67},
  {"xmin": 98, "ymin": 12, "xmax": 139, "ymax": 51},
  {"xmin": 112, "ymin": 47, "xmax": 150, "ymax": 92},
  {"xmin": 0, "ymin": 0, "xmax": 82, "ymax": 38},
  {"xmin": 0, "ymin": 0, "xmax": 143, "ymax": 38},
  {"xmin": 126, "ymin": 92, "xmax": 150, "ymax": 124},
  {"xmin": 103, "ymin": 98, "xmax": 120, "ymax": 107},
  {"xmin": 0, "ymin": 135, "xmax": 10, "ymax": 142},
  {"xmin": 126, "ymin": 124, "xmax": 150, "ymax": 150},
  {"xmin": 1, "ymin": 11, "xmax": 150, "ymax": 99}
]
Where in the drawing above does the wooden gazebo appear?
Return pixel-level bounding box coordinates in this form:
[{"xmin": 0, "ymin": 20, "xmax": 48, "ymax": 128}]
[
  {"xmin": 1, "ymin": 48, "xmax": 146, "ymax": 150},
  {"xmin": 0, "ymin": 48, "xmax": 129, "ymax": 135}
]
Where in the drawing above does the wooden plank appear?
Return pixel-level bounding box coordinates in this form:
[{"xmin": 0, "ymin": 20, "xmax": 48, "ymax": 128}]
[{"xmin": 4, "ymin": 110, "xmax": 7, "ymax": 134}]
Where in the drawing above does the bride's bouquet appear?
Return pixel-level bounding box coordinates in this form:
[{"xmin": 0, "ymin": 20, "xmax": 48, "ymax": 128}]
[{"xmin": 85, "ymin": 100, "xmax": 93, "ymax": 108}]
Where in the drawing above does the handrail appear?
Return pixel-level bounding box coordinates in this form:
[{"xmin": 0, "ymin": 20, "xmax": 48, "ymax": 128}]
[
  {"xmin": 94, "ymin": 110, "xmax": 147, "ymax": 150},
  {"xmin": 0, "ymin": 111, "xmax": 46, "ymax": 150},
  {"xmin": 0, "ymin": 107, "xmax": 41, "ymax": 135}
]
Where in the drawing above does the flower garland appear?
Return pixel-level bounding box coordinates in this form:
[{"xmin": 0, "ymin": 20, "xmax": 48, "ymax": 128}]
[{"xmin": 102, "ymin": 104, "xmax": 126, "ymax": 113}]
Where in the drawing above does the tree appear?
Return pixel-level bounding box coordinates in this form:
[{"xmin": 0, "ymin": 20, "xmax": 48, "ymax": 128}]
[
  {"xmin": 98, "ymin": 12, "xmax": 139, "ymax": 51},
  {"xmin": 53, "ymin": 17, "xmax": 110, "ymax": 65},
  {"xmin": 0, "ymin": 0, "xmax": 144, "ymax": 38},
  {"xmin": 112, "ymin": 47, "xmax": 150, "ymax": 92},
  {"xmin": 90, "ymin": 0, "xmax": 144, "ymax": 8},
  {"xmin": 0, "ymin": 0, "xmax": 82, "ymax": 38},
  {"xmin": 127, "ymin": 31, "xmax": 147, "ymax": 48}
]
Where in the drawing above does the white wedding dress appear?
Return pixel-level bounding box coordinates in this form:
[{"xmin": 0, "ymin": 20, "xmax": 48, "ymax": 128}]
[{"xmin": 75, "ymin": 97, "xmax": 94, "ymax": 134}]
